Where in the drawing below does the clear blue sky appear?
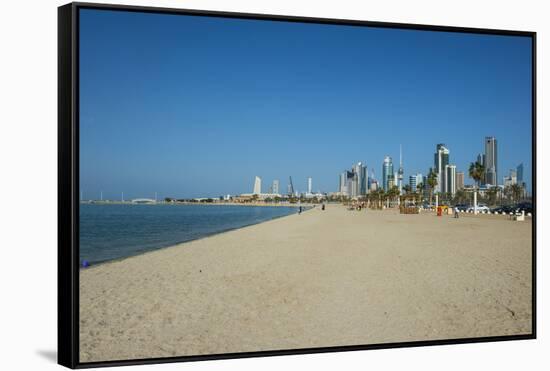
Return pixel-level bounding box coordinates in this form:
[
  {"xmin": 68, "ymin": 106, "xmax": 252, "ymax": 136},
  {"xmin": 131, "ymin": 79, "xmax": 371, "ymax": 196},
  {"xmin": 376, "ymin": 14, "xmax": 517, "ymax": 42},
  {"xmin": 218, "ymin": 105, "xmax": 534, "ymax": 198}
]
[{"xmin": 79, "ymin": 9, "xmax": 532, "ymax": 199}]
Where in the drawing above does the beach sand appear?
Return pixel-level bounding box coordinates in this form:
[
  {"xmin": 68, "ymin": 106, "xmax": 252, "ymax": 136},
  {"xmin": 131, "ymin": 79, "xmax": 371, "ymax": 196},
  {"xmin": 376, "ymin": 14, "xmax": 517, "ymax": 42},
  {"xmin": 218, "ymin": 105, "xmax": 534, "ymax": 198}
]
[{"xmin": 79, "ymin": 205, "xmax": 532, "ymax": 362}]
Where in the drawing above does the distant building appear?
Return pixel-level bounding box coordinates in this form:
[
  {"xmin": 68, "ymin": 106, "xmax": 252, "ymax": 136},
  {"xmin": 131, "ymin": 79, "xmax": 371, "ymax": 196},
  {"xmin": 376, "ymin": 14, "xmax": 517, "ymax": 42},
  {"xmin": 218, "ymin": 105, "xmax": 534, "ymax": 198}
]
[
  {"xmin": 339, "ymin": 172, "xmax": 347, "ymax": 195},
  {"xmin": 382, "ymin": 156, "xmax": 393, "ymax": 191},
  {"xmin": 253, "ymin": 176, "xmax": 261, "ymax": 194},
  {"xmin": 340, "ymin": 162, "xmax": 368, "ymax": 198},
  {"xmin": 387, "ymin": 174, "xmax": 396, "ymax": 189},
  {"xmin": 476, "ymin": 153, "xmax": 486, "ymax": 185},
  {"xmin": 485, "ymin": 136, "xmax": 498, "ymax": 186},
  {"xmin": 409, "ymin": 173, "xmax": 423, "ymax": 192},
  {"xmin": 353, "ymin": 162, "xmax": 367, "ymax": 196},
  {"xmin": 360, "ymin": 164, "xmax": 368, "ymax": 195},
  {"xmin": 503, "ymin": 169, "xmax": 518, "ymax": 187},
  {"xmin": 456, "ymin": 171, "xmax": 465, "ymax": 190},
  {"xmin": 370, "ymin": 179, "xmax": 378, "ymax": 191},
  {"xmin": 517, "ymin": 163, "xmax": 524, "ymax": 184},
  {"xmin": 307, "ymin": 177, "xmax": 312, "ymax": 194},
  {"xmin": 272, "ymin": 179, "xmax": 279, "ymax": 194},
  {"xmin": 434, "ymin": 144, "xmax": 449, "ymax": 194},
  {"xmin": 445, "ymin": 164, "xmax": 457, "ymax": 196}
]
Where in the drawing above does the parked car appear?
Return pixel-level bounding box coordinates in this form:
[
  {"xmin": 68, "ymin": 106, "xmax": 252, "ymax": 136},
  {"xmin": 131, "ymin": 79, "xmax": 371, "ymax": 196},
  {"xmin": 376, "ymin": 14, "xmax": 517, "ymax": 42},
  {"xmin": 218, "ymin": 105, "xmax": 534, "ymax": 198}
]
[
  {"xmin": 514, "ymin": 202, "xmax": 533, "ymax": 214},
  {"xmin": 467, "ymin": 204, "xmax": 490, "ymax": 212},
  {"xmin": 454, "ymin": 204, "xmax": 469, "ymax": 212},
  {"xmin": 491, "ymin": 205, "xmax": 514, "ymax": 214}
]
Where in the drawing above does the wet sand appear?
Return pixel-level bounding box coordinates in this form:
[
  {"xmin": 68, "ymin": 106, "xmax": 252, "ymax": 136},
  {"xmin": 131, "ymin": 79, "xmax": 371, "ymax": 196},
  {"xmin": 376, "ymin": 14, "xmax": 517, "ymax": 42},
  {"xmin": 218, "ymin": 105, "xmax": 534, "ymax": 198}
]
[{"xmin": 80, "ymin": 204, "xmax": 532, "ymax": 362}]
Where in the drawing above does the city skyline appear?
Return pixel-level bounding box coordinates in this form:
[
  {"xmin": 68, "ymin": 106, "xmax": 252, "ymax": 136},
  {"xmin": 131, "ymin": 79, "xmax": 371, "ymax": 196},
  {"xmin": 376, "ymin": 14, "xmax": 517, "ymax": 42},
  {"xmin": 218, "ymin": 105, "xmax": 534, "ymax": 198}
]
[{"xmin": 79, "ymin": 9, "xmax": 533, "ymax": 199}]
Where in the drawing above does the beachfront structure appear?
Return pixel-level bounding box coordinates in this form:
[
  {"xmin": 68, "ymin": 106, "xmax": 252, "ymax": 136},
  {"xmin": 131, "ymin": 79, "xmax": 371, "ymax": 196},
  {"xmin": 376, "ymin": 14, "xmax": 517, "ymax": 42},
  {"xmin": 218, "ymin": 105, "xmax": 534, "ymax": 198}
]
[
  {"xmin": 485, "ymin": 136, "xmax": 498, "ymax": 186},
  {"xmin": 272, "ymin": 179, "xmax": 279, "ymax": 194},
  {"xmin": 445, "ymin": 164, "xmax": 457, "ymax": 196},
  {"xmin": 409, "ymin": 173, "xmax": 423, "ymax": 192},
  {"xmin": 307, "ymin": 177, "xmax": 312, "ymax": 194},
  {"xmin": 382, "ymin": 156, "xmax": 393, "ymax": 191},
  {"xmin": 456, "ymin": 171, "xmax": 465, "ymax": 190},
  {"xmin": 253, "ymin": 176, "xmax": 262, "ymax": 194},
  {"xmin": 434, "ymin": 144, "xmax": 450, "ymax": 194}
]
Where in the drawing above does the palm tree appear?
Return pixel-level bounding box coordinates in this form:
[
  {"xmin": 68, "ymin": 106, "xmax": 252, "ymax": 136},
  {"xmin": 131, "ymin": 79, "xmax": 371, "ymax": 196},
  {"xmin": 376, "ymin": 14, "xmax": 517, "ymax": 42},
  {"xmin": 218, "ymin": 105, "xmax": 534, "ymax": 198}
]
[
  {"xmin": 485, "ymin": 186, "xmax": 498, "ymax": 206},
  {"xmin": 426, "ymin": 169, "xmax": 438, "ymax": 206},
  {"xmin": 371, "ymin": 189, "xmax": 384, "ymax": 209},
  {"xmin": 469, "ymin": 161, "xmax": 485, "ymax": 188},
  {"xmin": 385, "ymin": 186, "xmax": 399, "ymax": 207},
  {"xmin": 469, "ymin": 161, "xmax": 485, "ymax": 212},
  {"xmin": 453, "ymin": 189, "xmax": 468, "ymax": 205},
  {"xmin": 416, "ymin": 182, "xmax": 424, "ymax": 205},
  {"xmin": 506, "ymin": 183, "xmax": 523, "ymax": 203},
  {"xmin": 403, "ymin": 184, "xmax": 411, "ymax": 194}
]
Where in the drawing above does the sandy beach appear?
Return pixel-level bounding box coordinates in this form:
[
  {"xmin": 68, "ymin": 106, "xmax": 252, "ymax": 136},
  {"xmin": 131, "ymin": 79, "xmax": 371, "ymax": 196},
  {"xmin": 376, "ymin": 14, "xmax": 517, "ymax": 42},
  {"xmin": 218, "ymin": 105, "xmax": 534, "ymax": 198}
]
[{"xmin": 79, "ymin": 205, "xmax": 532, "ymax": 362}]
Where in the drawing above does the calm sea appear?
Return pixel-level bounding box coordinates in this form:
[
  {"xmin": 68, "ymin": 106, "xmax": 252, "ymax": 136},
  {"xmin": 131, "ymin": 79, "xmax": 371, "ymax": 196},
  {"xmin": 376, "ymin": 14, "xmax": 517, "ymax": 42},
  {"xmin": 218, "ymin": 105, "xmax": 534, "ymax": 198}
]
[{"xmin": 79, "ymin": 204, "xmax": 298, "ymax": 265}]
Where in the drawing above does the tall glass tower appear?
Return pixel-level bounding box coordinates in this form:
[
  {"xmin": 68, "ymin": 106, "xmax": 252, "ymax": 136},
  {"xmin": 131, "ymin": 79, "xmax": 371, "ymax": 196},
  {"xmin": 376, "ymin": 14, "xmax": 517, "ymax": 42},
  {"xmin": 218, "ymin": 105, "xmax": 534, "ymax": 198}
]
[
  {"xmin": 434, "ymin": 144, "xmax": 449, "ymax": 193},
  {"xmin": 382, "ymin": 156, "xmax": 393, "ymax": 191},
  {"xmin": 485, "ymin": 137, "xmax": 498, "ymax": 186},
  {"xmin": 517, "ymin": 163, "xmax": 524, "ymax": 184}
]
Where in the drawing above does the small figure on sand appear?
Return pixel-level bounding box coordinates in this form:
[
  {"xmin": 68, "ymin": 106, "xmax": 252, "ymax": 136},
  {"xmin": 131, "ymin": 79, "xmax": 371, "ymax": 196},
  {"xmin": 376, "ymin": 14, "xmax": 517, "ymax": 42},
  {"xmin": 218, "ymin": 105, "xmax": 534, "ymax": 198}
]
[
  {"xmin": 299, "ymin": 206, "xmax": 302, "ymax": 214},
  {"xmin": 322, "ymin": 204, "xmax": 325, "ymax": 211},
  {"xmin": 454, "ymin": 206, "xmax": 459, "ymax": 218}
]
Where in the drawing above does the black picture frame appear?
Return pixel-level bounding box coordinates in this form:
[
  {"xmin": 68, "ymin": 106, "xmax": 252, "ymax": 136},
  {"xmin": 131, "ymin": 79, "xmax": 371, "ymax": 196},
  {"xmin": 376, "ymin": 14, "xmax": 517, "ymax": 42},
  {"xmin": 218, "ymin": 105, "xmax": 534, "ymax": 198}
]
[{"xmin": 58, "ymin": 2, "xmax": 537, "ymax": 369}]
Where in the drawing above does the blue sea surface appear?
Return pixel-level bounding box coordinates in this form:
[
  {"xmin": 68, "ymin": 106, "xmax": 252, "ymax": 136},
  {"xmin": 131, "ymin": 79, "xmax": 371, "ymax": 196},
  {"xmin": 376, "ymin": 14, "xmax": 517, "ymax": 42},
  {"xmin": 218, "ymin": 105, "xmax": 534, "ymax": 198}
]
[{"xmin": 79, "ymin": 204, "xmax": 298, "ymax": 265}]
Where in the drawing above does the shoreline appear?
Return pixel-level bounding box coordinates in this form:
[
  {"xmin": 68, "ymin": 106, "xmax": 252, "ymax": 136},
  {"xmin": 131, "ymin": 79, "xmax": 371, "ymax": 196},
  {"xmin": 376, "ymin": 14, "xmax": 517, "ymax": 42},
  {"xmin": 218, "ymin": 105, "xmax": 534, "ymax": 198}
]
[
  {"xmin": 80, "ymin": 205, "xmax": 532, "ymax": 362},
  {"xmin": 80, "ymin": 205, "xmax": 314, "ymax": 268},
  {"xmin": 81, "ymin": 201, "xmax": 318, "ymax": 208}
]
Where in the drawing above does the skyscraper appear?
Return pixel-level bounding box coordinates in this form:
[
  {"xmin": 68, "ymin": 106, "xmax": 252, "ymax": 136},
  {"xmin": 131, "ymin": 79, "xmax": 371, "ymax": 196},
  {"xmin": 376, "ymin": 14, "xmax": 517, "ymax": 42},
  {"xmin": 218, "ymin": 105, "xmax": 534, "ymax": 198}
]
[
  {"xmin": 445, "ymin": 164, "xmax": 457, "ymax": 196},
  {"xmin": 340, "ymin": 163, "xmax": 368, "ymax": 197},
  {"xmin": 352, "ymin": 162, "xmax": 367, "ymax": 196},
  {"xmin": 517, "ymin": 163, "xmax": 524, "ymax": 184},
  {"xmin": 360, "ymin": 164, "xmax": 368, "ymax": 195},
  {"xmin": 348, "ymin": 170, "xmax": 358, "ymax": 197},
  {"xmin": 476, "ymin": 153, "xmax": 486, "ymax": 185},
  {"xmin": 456, "ymin": 171, "xmax": 465, "ymax": 190},
  {"xmin": 485, "ymin": 136, "xmax": 498, "ymax": 186},
  {"xmin": 272, "ymin": 179, "xmax": 279, "ymax": 194},
  {"xmin": 382, "ymin": 156, "xmax": 393, "ymax": 191},
  {"xmin": 434, "ymin": 144, "xmax": 450, "ymax": 194},
  {"xmin": 253, "ymin": 176, "xmax": 261, "ymax": 194},
  {"xmin": 307, "ymin": 177, "xmax": 312, "ymax": 194},
  {"xmin": 339, "ymin": 172, "xmax": 347, "ymax": 195}
]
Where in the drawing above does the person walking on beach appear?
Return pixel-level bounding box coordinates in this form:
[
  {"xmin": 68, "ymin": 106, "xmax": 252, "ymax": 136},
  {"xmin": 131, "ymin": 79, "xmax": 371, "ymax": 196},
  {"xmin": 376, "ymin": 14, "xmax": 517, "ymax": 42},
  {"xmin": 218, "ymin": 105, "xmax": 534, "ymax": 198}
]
[
  {"xmin": 454, "ymin": 206, "xmax": 459, "ymax": 218},
  {"xmin": 299, "ymin": 206, "xmax": 302, "ymax": 214}
]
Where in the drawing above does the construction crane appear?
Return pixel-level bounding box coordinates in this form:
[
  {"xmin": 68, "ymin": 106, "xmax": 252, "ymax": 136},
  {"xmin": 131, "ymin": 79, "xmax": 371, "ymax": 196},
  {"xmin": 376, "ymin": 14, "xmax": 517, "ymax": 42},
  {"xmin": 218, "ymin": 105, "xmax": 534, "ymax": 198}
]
[{"xmin": 288, "ymin": 176, "xmax": 295, "ymax": 196}]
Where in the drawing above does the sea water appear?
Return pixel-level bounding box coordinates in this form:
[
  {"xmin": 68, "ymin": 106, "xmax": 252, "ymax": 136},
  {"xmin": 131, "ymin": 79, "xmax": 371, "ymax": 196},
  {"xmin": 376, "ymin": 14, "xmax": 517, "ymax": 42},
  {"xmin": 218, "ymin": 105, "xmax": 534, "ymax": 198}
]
[{"xmin": 79, "ymin": 203, "xmax": 298, "ymax": 265}]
